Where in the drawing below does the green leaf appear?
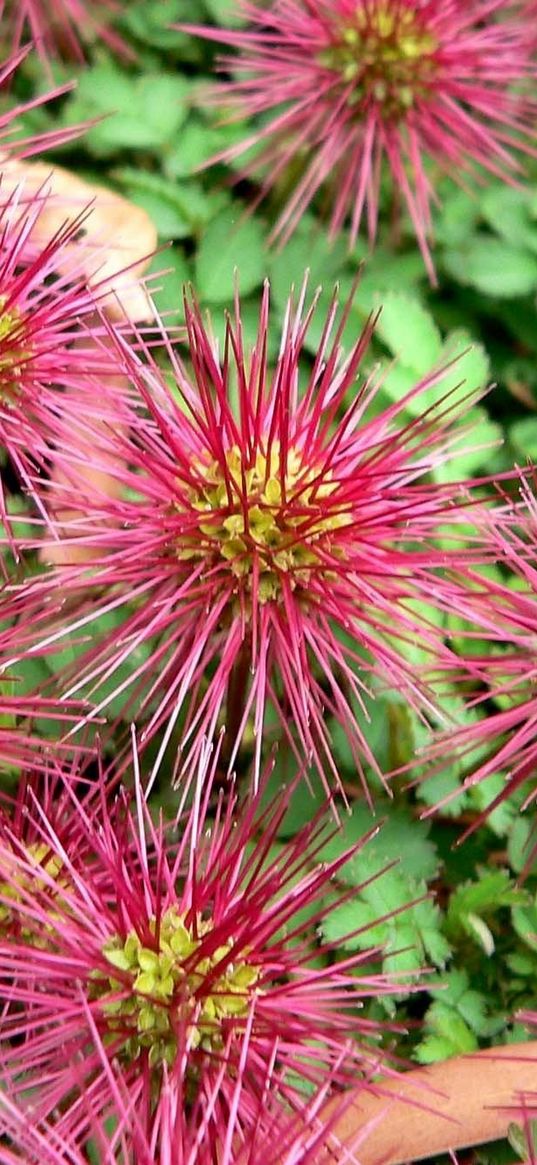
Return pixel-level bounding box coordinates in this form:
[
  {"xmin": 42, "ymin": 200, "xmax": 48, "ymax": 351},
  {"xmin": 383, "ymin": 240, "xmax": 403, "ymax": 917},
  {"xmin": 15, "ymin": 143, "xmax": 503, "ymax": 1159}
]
[
  {"xmin": 113, "ymin": 168, "xmax": 220, "ymax": 237},
  {"xmin": 268, "ymin": 221, "xmax": 352, "ymax": 310},
  {"xmin": 434, "ymin": 406, "xmax": 501, "ymax": 483},
  {"xmin": 512, "ymin": 901, "xmax": 537, "ymax": 953},
  {"xmin": 0, "ymin": 676, "xmax": 16, "ymax": 731},
  {"xmin": 375, "ymin": 293, "xmax": 442, "ymax": 373},
  {"xmin": 444, "ymin": 239, "xmax": 537, "ymax": 298},
  {"xmin": 146, "ymin": 248, "xmax": 191, "ymax": 324},
  {"xmin": 357, "ymin": 250, "xmax": 425, "ymax": 298},
  {"xmin": 318, "ymin": 805, "xmax": 439, "ymax": 884},
  {"xmin": 64, "ymin": 68, "xmax": 189, "ymax": 156},
  {"xmin": 379, "ymin": 325, "xmax": 489, "ymax": 418},
  {"xmin": 195, "ymin": 212, "xmax": 267, "ymax": 302},
  {"xmin": 416, "ymin": 971, "xmax": 499, "ymax": 1063},
  {"xmin": 415, "ymin": 1034, "xmax": 459, "ymax": 1064},
  {"xmin": 119, "ymin": 0, "xmax": 202, "ymax": 52},
  {"xmin": 468, "ymin": 774, "xmax": 517, "ymax": 838},
  {"xmin": 507, "ymin": 816, "xmax": 533, "ymax": 875},
  {"xmin": 416, "ymin": 766, "xmax": 469, "ymax": 817},
  {"xmin": 435, "ymin": 188, "xmax": 480, "ymax": 247},
  {"xmin": 481, "ymin": 186, "xmax": 537, "ymax": 252},
  {"xmin": 431, "ymin": 1001, "xmax": 478, "ymax": 1048},
  {"xmin": 203, "ymin": 0, "xmax": 248, "ymax": 23},
  {"xmin": 448, "ymin": 870, "xmax": 522, "ymax": 925},
  {"xmin": 164, "ymin": 119, "xmax": 237, "ymax": 179},
  {"xmin": 47, "ymin": 612, "xmax": 153, "ymax": 722},
  {"xmin": 322, "ymin": 864, "xmax": 449, "ymax": 981},
  {"xmin": 437, "ymin": 331, "xmax": 490, "ymax": 399},
  {"xmin": 510, "ymin": 417, "xmax": 537, "ymax": 461},
  {"xmin": 258, "ymin": 766, "xmax": 328, "ymax": 839}
]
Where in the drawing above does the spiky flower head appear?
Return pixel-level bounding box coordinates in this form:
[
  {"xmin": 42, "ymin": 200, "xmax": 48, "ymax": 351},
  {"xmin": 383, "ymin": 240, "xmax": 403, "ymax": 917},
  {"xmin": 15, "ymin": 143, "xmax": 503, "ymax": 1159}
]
[
  {"xmin": 3, "ymin": 0, "xmax": 128, "ymax": 63},
  {"xmin": 0, "ymin": 1068, "xmax": 376, "ymax": 1165},
  {"xmin": 5, "ymin": 279, "xmax": 494, "ymax": 793},
  {"xmin": 0, "ymin": 182, "xmax": 142, "ymax": 518},
  {"xmin": 0, "ymin": 40, "xmax": 93, "ymax": 156},
  {"xmin": 0, "ymin": 748, "xmax": 409, "ymax": 1159},
  {"xmin": 420, "ymin": 472, "xmax": 537, "ymax": 831},
  {"xmin": 185, "ymin": 0, "xmax": 537, "ymax": 276}
]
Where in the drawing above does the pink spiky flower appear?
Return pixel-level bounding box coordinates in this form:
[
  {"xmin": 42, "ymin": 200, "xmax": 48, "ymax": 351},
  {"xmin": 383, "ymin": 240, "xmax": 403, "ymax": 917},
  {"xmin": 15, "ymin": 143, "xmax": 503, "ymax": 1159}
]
[
  {"xmin": 5, "ymin": 279, "xmax": 494, "ymax": 794},
  {"xmin": 0, "ymin": 690, "xmax": 90, "ymax": 774},
  {"xmin": 0, "ymin": 182, "xmax": 142, "ymax": 527},
  {"xmin": 0, "ymin": 43, "xmax": 91, "ymax": 156},
  {"xmin": 185, "ymin": 0, "xmax": 537, "ymax": 276},
  {"xmin": 419, "ymin": 472, "xmax": 537, "ymax": 831},
  {"xmin": 0, "ymin": 620, "xmax": 94, "ymax": 774},
  {"xmin": 3, "ymin": 0, "xmax": 129, "ymax": 63},
  {"xmin": 0, "ymin": 746, "xmax": 411, "ymax": 1160},
  {"xmin": 0, "ymin": 1065, "xmax": 379, "ymax": 1165}
]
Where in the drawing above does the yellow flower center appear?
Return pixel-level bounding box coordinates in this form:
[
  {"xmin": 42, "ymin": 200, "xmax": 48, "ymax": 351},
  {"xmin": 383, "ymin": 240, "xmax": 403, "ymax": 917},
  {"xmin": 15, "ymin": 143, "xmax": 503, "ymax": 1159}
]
[
  {"xmin": 321, "ymin": 2, "xmax": 438, "ymax": 119},
  {"xmin": 98, "ymin": 907, "xmax": 261, "ymax": 1068},
  {"xmin": 0, "ymin": 297, "xmax": 29, "ymax": 401},
  {"xmin": 178, "ymin": 442, "xmax": 349, "ymax": 602},
  {"xmin": 0, "ymin": 842, "xmax": 65, "ymax": 936}
]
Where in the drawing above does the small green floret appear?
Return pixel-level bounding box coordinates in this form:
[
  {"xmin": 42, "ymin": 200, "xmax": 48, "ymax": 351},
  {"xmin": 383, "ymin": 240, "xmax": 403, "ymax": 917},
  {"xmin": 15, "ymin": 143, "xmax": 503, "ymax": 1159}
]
[
  {"xmin": 0, "ymin": 297, "xmax": 29, "ymax": 401},
  {"xmin": 178, "ymin": 441, "xmax": 349, "ymax": 602},
  {"xmin": 97, "ymin": 906, "xmax": 261, "ymax": 1068},
  {"xmin": 0, "ymin": 842, "xmax": 65, "ymax": 936},
  {"xmin": 320, "ymin": 2, "xmax": 437, "ymax": 120}
]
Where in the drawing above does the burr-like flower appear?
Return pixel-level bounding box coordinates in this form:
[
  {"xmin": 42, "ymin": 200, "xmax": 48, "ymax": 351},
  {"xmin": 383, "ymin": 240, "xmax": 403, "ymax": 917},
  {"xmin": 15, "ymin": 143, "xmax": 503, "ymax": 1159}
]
[
  {"xmin": 0, "ymin": 750, "xmax": 410, "ymax": 1160},
  {"xmin": 185, "ymin": 0, "xmax": 537, "ymax": 275},
  {"xmin": 3, "ymin": 0, "xmax": 128, "ymax": 62},
  {"xmin": 0, "ymin": 42, "xmax": 91, "ymax": 156},
  {"xmin": 0, "ymin": 183, "xmax": 139, "ymax": 520},
  {"xmin": 6, "ymin": 280, "xmax": 494, "ymax": 793},
  {"xmin": 0, "ymin": 1064, "xmax": 377, "ymax": 1165},
  {"xmin": 420, "ymin": 473, "xmax": 537, "ymax": 828}
]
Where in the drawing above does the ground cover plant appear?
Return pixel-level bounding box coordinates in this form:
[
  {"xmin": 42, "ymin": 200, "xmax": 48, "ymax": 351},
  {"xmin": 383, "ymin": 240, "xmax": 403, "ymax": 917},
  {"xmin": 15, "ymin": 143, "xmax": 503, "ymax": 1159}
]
[{"xmin": 2, "ymin": 1, "xmax": 537, "ymax": 1162}]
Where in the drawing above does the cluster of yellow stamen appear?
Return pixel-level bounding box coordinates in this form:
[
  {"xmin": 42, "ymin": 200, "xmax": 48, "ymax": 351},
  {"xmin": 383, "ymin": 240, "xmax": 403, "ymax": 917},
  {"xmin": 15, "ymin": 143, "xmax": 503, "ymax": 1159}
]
[
  {"xmin": 0, "ymin": 297, "xmax": 28, "ymax": 401},
  {"xmin": 0, "ymin": 842, "xmax": 65, "ymax": 938},
  {"xmin": 98, "ymin": 906, "xmax": 261, "ymax": 1068},
  {"xmin": 179, "ymin": 442, "xmax": 348, "ymax": 602},
  {"xmin": 321, "ymin": 3, "xmax": 438, "ymax": 120}
]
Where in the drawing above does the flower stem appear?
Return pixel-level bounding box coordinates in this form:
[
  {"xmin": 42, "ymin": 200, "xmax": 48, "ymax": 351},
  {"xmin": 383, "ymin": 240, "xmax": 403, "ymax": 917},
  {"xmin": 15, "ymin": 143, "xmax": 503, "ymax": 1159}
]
[
  {"xmin": 323, "ymin": 1041, "xmax": 537, "ymax": 1164},
  {"xmin": 222, "ymin": 638, "xmax": 251, "ymax": 772}
]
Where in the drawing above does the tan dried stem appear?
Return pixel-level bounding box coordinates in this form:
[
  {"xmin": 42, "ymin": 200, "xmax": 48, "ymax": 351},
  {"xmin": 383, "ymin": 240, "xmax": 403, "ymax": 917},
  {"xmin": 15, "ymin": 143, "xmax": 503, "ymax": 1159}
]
[{"xmin": 320, "ymin": 1041, "xmax": 537, "ymax": 1164}]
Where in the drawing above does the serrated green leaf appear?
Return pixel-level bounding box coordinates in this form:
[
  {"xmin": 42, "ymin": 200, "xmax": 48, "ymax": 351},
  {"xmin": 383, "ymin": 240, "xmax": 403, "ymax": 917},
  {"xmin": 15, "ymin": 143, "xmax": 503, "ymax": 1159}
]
[
  {"xmin": 203, "ymin": 0, "xmax": 248, "ymax": 24},
  {"xmin": 437, "ymin": 330, "xmax": 490, "ymax": 398},
  {"xmin": 417, "ymin": 969, "xmax": 500, "ymax": 1062},
  {"xmin": 195, "ymin": 212, "xmax": 266, "ymax": 302},
  {"xmin": 435, "ymin": 188, "xmax": 480, "ymax": 247},
  {"xmin": 63, "ymin": 68, "xmax": 189, "ymax": 156},
  {"xmin": 507, "ymin": 816, "xmax": 533, "ymax": 875},
  {"xmin": 510, "ymin": 417, "xmax": 537, "ymax": 461},
  {"xmin": 447, "ymin": 870, "xmax": 523, "ymax": 944},
  {"xmin": 415, "ymin": 1033, "xmax": 458, "ymax": 1064},
  {"xmin": 444, "ymin": 239, "xmax": 537, "ymax": 298},
  {"xmin": 146, "ymin": 248, "xmax": 191, "ymax": 324},
  {"xmin": 375, "ymin": 293, "xmax": 442, "ymax": 373},
  {"xmin": 318, "ymin": 804, "xmax": 439, "ymax": 883},
  {"xmin": 481, "ymin": 186, "xmax": 537, "ymax": 251},
  {"xmin": 425, "ymin": 1000, "xmax": 478, "ymax": 1053},
  {"xmin": 322, "ymin": 865, "xmax": 448, "ymax": 979},
  {"xmin": 434, "ymin": 407, "xmax": 501, "ymax": 482},
  {"xmin": 267, "ymin": 221, "xmax": 351, "ymax": 310},
  {"xmin": 468, "ymin": 774, "xmax": 517, "ymax": 838},
  {"xmin": 164, "ymin": 119, "xmax": 238, "ymax": 180},
  {"xmin": 512, "ymin": 902, "xmax": 537, "ymax": 953}
]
